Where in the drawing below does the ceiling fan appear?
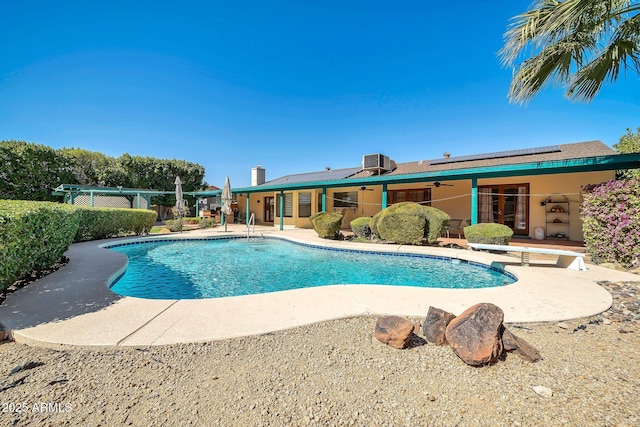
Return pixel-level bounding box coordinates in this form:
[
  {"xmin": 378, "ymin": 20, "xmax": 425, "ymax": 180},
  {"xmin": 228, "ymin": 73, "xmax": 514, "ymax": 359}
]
[
  {"xmin": 426, "ymin": 181, "xmax": 454, "ymax": 188},
  {"xmin": 360, "ymin": 186, "xmax": 374, "ymax": 191}
]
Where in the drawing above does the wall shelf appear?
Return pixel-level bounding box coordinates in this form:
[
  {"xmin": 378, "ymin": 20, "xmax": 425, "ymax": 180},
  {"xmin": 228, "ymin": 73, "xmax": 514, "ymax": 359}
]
[{"xmin": 544, "ymin": 195, "xmax": 570, "ymax": 240}]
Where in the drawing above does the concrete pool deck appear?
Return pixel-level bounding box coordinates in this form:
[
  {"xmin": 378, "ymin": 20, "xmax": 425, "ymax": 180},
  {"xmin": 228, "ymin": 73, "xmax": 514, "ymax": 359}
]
[{"xmin": 1, "ymin": 225, "xmax": 638, "ymax": 347}]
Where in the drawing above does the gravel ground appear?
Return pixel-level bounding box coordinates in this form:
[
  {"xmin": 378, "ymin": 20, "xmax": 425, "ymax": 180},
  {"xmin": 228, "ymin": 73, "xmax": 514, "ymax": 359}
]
[{"xmin": 1, "ymin": 281, "xmax": 639, "ymax": 427}]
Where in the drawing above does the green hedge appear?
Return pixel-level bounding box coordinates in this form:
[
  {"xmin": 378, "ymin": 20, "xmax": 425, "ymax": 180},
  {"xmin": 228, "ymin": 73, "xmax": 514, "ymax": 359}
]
[
  {"xmin": 0, "ymin": 200, "xmax": 79, "ymax": 291},
  {"xmin": 198, "ymin": 217, "xmax": 217, "ymax": 229},
  {"xmin": 310, "ymin": 212, "xmax": 343, "ymax": 239},
  {"xmin": 350, "ymin": 217, "xmax": 372, "ymax": 239},
  {"xmin": 463, "ymin": 223, "xmax": 514, "ymax": 245},
  {"xmin": 371, "ymin": 202, "xmax": 449, "ymax": 245},
  {"xmin": 74, "ymin": 207, "xmax": 157, "ymax": 241}
]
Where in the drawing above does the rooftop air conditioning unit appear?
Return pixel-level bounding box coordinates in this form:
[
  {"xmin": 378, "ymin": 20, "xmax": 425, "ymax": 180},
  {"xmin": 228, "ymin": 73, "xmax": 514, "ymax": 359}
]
[{"xmin": 362, "ymin": 154, "xmax": 392, "ymax": 173}]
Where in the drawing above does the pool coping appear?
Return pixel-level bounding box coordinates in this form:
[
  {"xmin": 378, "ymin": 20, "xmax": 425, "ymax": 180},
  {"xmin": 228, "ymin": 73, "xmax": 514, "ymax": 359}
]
[{"xmin": 1, "ymin": 226, "xmax": 637, "ymax": 347}]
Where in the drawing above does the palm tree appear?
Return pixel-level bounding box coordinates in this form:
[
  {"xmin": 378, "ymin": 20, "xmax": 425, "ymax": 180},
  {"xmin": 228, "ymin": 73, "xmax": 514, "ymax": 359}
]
[{"xmin": 500, "ymin": 0, "xmax": 640, "ymax": 103}]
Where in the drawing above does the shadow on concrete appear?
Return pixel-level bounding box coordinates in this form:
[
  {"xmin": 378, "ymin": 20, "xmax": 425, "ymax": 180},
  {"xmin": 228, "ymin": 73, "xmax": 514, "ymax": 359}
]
[{"xmin": 0, "ymin": 240, "xmax": 127, "ymax": 330}]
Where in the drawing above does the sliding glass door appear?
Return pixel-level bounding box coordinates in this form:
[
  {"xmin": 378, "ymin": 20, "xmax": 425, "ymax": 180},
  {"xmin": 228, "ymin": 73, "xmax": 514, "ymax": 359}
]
[{"xmin": 478, "ymin": 184, "xmax": 529, "ymax": 235}]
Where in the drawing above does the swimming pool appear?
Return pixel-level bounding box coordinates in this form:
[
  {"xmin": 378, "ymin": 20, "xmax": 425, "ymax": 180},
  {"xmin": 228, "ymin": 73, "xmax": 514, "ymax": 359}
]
[{"xmin": 107, "ymin": 237, "xmax": 516, "ymax": 299}]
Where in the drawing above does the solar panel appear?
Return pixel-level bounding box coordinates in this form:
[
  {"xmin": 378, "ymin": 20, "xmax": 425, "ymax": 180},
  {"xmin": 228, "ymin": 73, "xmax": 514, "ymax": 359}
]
[{"xmin": 430, "ymin": 145, "xmax": 562, "ymax": 165}]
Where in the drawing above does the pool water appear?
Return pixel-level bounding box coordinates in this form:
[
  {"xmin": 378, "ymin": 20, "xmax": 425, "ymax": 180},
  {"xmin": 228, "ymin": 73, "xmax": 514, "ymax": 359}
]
[{"xmin": 108, "ymin": 238, "xmax": 515, "ymax": 299}]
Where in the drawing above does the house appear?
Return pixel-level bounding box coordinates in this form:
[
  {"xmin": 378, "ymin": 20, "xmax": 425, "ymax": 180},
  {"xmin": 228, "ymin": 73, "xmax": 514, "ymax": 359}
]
[{"xmin": 199, "ymin": 140, "xmax": 640, "ymax": 241}]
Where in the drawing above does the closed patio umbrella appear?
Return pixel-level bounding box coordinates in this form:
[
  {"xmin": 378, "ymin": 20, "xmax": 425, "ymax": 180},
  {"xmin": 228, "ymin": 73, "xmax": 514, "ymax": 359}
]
[
  {"xmin": 221, "ymin": 176, "xmax": 233, "ymax": 232},
  {"xmin": 175, "ymin": 176, "xmax": 185, "ymax": 232}
]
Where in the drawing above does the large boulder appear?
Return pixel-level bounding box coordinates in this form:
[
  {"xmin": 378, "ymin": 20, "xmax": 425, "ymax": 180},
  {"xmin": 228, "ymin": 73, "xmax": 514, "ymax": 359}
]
[
  {"xmin": 374, "ymin": 316, "xmax": 415, "ymax": 349},
  {"xmin": 422, "ymin": 307, "xmax": 456, "ymax": 346},
  {"xmin": 445, "ymin": 303, "xmax": 504, "ymax": 366}
]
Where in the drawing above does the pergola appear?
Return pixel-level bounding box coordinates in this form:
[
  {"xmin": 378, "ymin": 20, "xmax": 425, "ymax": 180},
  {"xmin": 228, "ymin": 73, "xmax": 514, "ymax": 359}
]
[{"xmin": 52, "ymin": 184, "xmax": 175, "ymax": 209}]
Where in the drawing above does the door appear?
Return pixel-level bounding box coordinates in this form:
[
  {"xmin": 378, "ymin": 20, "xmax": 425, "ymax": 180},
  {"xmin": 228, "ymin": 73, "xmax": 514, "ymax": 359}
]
[
  {"xmin": 264, "ymin": 197, "xmax": 274, "ymax": 222},
  {"xmin": 478, "ymin": 184, "xmax": 529, "ymax": 235}
]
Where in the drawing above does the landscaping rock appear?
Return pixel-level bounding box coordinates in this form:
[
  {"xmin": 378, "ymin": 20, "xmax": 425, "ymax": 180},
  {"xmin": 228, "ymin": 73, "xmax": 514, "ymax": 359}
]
[
  {"xmin": 422, "ymin": 307, "xmax": 456, "ymax": 346},
  {"xmin": 445, "ymin": 303, "xmax": 504, "ymax": 366},
  {"xmin": 532, "ymin": 385, "xmax": 553, "ymax": 398},
  {"xmin": 374, "ymin": 316, "xmax": 415, "ymax": 349},
  {"xmin": 501, "ymin": 327, "xmax": 542, "ymax": 362}
]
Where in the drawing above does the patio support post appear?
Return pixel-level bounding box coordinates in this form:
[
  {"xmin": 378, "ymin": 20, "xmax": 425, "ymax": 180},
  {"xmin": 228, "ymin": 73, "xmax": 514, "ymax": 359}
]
[
  {"xmin": 144, "ymin": 195, "xmax": 151, "ymax": 210},
  {"xmin": 321, "ymin": 187, "xmax": 326, "ymax": 212},
  {"xmin": 70, "ymin": 193, "xmax": 76, "ymax": 205},
  {"xmin": 195, "ymin": 198, "xmax": 200, "ymax": 217},
  {"xmin": 471, "ymin": 178, "xmax": 478, "ymax": 225},
  {"xmin": 279, "ymin": 190, "xmax": 284, "ymax": 230},
  {"xmin": 90, "ymin": 191, "xmax": 94, "ymax": 207},
  {"xmin": 136, "ymin": 193, "xmax": 141, "ymax": 208},
  {"xmin": 246, "ymin": 194, "xmax": 250, "ymax": 224},
  {"xmin": 381, "ymin": 183, "xmax": 388, "ymax": 210}
]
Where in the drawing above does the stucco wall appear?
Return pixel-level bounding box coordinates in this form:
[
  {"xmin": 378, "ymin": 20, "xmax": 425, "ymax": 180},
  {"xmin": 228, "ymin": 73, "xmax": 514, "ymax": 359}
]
[{"xmin": 239, "ymin": 169, "xmax": 614, "ymax": 239}]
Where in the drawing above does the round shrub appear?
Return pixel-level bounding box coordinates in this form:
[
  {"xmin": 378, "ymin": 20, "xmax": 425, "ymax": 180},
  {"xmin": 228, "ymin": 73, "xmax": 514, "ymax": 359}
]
[
  {"xmin": 580, "ymin": 178, "xmax": 640, "ymax": 268},
  {"xmin": 198, "ymin": 217, "xmax": 217, "ymax": 229},
  {"xmin": 310, "ymin": 211, "xmax": 343, "ymax": 239},
  {"xmin": 463, "ymin": 223, "xmax": 514, "ymax": 245},
  {"xmin": 370, "ymin": 202, "xmax": 449, "ymax": 245},
  {"xmin": 350, "ymin": 217, "xmax": 372, "ymax": 239},
  {"xmin": 163, "ymin": 219, "xmax": 182, "ymax": 232}
]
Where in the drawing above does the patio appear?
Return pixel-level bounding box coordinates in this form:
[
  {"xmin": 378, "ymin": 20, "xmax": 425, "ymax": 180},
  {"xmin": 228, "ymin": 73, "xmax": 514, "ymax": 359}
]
[{"xmin": 1, "ymin": 225, "xmax": 636, "ymax": 347}]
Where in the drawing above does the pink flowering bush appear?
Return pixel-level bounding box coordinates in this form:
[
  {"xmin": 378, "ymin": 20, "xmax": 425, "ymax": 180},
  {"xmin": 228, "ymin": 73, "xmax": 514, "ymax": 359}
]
[{"xmin": 580, "ymin": 179, "xmax": 640, "ymax": 268}]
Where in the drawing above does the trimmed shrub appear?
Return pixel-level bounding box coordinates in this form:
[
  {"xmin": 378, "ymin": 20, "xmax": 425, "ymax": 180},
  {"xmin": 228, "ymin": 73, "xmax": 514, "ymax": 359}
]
[
  {"xmin": 0, "ymin": 140, "xmax": 75, "ymax": 201},
  {"xmin": 163, "ymin": 219, "xmax": 182, "ymax": 232},
  {"xmin": 0, "ymin": 200, "xmax": 79, "ymax": 290},
  {"xmin": 198, "ymin": 217, "xmax": 217, "ymax": 229},
  {"xmin": 350, "ymin": 217, "xmax": 372, "ymax": 239},
  {"xmin": 581, "ymin": 179, "xmax": 640, "ymax": 268},
  {"xmin": 463, "ymin": 223, "xmax": 514, "ymax": 245},
  {"xmin": 74, "ymin": 207, "xmax": 156, "ymax": 241},
  {"xmin": 371, "ymin": 202, "xmax": 449, "ymax": 245},
  {"xmin": 310, "ymin": 212, "xmax": 343, "ymax": 239}
]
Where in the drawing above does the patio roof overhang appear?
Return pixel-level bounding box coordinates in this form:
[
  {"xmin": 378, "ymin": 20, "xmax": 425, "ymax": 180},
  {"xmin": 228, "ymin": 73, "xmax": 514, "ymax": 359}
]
[
  {"xmin": 191, "ymin": 152, "xmax": 640, "ymax": 196},
  {"xmin": 52, "ymin": 184, "xmax": 174, "ymax": 197}
]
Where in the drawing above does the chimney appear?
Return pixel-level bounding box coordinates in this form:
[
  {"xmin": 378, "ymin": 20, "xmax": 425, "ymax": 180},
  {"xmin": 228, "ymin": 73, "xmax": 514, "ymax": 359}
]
[
  {"xmin": 443, "ymin": 152, "xmax": 451, "ymax": 158},
  {"xmin": 251, "ymin": 166, "xmax": 265, "ymax": 186}
]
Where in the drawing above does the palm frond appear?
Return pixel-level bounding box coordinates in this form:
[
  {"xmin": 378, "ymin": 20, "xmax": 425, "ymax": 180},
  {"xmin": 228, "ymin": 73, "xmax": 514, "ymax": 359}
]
[
  {"xmin": 569, "ymin": 14, "xmax": 640, "ymax": 100},
  {"xmin": 508, "ymin": 37, "xmax": 594, "ymax": 103},
  {"xmin": 502, "ymin": 0, "xmax": 640, "ymax": 102},
  {"xmin": 500, "ymin": 0, "xmax": 561, "ymax": 66}
]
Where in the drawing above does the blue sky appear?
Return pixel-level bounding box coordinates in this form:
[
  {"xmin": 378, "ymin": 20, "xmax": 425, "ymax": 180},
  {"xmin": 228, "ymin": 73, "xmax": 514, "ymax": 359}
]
[{"xmin": 2, "ymin": 1, "xmax": 638, "ymax": 188}]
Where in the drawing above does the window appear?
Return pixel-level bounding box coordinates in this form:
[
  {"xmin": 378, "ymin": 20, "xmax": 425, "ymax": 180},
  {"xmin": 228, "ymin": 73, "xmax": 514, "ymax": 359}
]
[
  {"xmin": 478, "ymin": 184, "xmax": 529, "ymax": 235},
  {"xmin": 298, "ymin": 192, "xmax": 312, "ymax": 217},
  {"xmin": 333, "ymin": 191, "xmax": 358, "ymax": 208},
  {"xmin": 275, "ymin": 193, "xmax": 294, "ymax": 217},
  {"xmin": 388, "ymin": 188, "xmax": 431, "ymax": 206}
]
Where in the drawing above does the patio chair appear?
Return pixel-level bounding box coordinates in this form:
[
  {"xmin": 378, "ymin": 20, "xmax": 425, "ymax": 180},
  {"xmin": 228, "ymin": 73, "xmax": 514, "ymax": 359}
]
[
  {"xmin": 459, "ymin": 219, "xmax": 471, "ymax": 238},
  {"xmin": 443, "ymin": 219, "xmax": 463, "ymax": 238}
]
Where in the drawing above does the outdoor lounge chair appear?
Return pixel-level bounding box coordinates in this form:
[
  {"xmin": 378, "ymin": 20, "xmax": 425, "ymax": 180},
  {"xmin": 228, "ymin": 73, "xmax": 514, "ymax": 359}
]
[{"xmin": 443, "ymin": 219, "xmax": 463, "ymax": 238}]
